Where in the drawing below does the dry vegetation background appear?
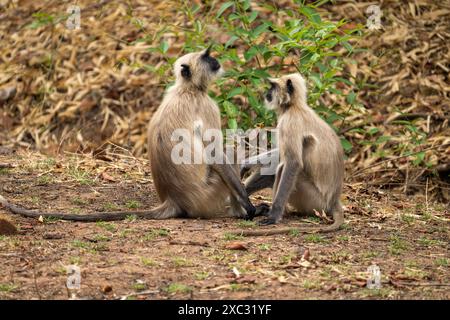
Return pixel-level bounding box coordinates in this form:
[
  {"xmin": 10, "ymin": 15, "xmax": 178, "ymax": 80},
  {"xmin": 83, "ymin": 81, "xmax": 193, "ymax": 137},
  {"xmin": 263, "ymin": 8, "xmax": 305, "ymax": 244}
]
[
  {"xmin": 0, "ymin": 0, "xmax": 449, "ymax": 200},
  {"xmin": 0, "ymin": 0, "xmax": 449, "ymax": 300}
]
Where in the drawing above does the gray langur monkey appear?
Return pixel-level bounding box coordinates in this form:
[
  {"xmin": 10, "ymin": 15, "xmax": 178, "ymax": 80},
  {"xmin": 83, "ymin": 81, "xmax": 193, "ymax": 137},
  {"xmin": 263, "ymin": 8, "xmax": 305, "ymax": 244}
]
[
  {"xmin": 231, "ymin": 73, "xmax": 345, "ymax": 236},
  {"xmin": 0, "ymin": 48, "xmax": 255, "ymax": 221},
  {"xmin": 147, "ymin": 47, "xmax": 255, "ymax": 219}
]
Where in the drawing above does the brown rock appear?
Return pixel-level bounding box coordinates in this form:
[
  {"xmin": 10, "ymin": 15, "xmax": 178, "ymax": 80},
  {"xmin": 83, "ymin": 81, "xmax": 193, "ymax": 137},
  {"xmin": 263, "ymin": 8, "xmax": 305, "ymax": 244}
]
[
  {"xmin": 224, "ymin": 242, "xmax": 247, "ymax": 250},
  {"xmin": 102, "ymin": 285, "xmax": 113, "ymax": 294},
  {"xmin": 0, "ymin": 214, "xmax": 17, "ymax": 235}
]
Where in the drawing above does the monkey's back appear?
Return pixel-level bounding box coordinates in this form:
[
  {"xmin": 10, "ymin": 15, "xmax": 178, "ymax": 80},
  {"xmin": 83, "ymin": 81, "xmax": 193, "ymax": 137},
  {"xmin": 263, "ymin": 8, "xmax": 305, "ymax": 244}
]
[
  {"xmin": 279, "ymin": 106, "xmax": 344, "ymax": 213},
  {"xmin": 147, "ymin": 87, "xmax": 228, "ymax": 216}
]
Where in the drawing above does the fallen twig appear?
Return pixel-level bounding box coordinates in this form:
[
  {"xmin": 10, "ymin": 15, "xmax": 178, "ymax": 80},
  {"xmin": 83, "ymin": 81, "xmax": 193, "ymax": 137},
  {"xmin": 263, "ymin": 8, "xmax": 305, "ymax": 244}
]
[
  {"xmin": 119, "ymin": 289, "xmax": 159, "ymax": 300},
  {"xmin": 0, "ymin": 163, "xmax": 15, "ymax": 169}
]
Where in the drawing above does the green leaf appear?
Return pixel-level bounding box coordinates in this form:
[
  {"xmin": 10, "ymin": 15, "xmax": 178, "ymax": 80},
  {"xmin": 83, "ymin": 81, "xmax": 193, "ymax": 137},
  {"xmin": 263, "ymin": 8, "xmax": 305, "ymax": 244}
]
[
  {"xmin": 335, "ymin": 77, "xmax": 353, "ymax": 86},
  {"xmin": 413, "ymin": 151, "xmax": 425, "ymax": 166},
  {"xmin": 368, "ymin": 128, "xmax": 379, "ymax": 135},
  {"xmin": 310, "ymin": 74, "xmax": 322, "ymax": 89},
  {"xmin": 228, "ymin": 118, "xmax": 238, "ymax": 130},
  {"xmin": 375, "ymin": 135, "xmax": 391, "ymax": 145},
  {"xmin": 340, "ymin": 137, "xmax": 352, "ymax": 153},
  {"xmin": 342, "ymin": 41, "xmax": 353, "ymax": 53},
  {"xmin": 226, "ymin": 86, "xmax": 245, "ymax": 99},
  {"xmin": 160, "ymin": 41, "xmax": 169, "ymax": 54},
  {"xmin": 217, "ymin": 1, "xmax": 234, "ymax": 18},
  {"xmin": 244, "ymin": 46, "xmax": 259, "ymax": 61},
  {"xmin": 300, "ymin": 52, "xmax": 314, "ymax": 65},
  {"xmin": 225, "ymin": 35, "xmax": 239, "ymax": 48},
  {"xmin": 253, "ymin": 69, "xmax": 271, "ymax": 78},
  {"xmin": 346, "ymin": 91, "xmax": 356, "ymax": 105},
  {"xmin": 228, "ymin": 13, "xmax": 240, "ymax": 21},
  {"xmin": 223, "ymin": 101, "xmax": 239, "ymax": 118},
  {"xmin": 191, "ymin": 4, "xmax": 200, "ymax": 14},
  {"xmin": 251, "ymin": 23, "xmax": 269, "ymax": 38},
  {"xmin": 242, "ymin": 0, "xmax": 251, "ymax": 11},
  {"xmin": 299, "ymin": 6, "xmax": 321, "ymax": 24},
  {"xmin": 248, "ymin": 11, "xmax": 258, "ymax": 23}
]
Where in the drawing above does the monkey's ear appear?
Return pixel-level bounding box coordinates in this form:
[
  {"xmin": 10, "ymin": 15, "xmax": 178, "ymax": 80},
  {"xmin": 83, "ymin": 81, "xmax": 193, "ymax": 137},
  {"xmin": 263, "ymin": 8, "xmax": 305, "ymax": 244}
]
[
  {"xmin": 267, "ymin": 77, "xmax": 277, "ymax": 86},
  {"xmin": 181, "ymin": 64, "xmax": 191, "ymax": 79},
  {"xmin": 286, "ymin": 79, "xmax": 294, "ymax": 95},
  {"xmin": 202, "ymin": 45, "xmax": 212, "ymax": 57}
]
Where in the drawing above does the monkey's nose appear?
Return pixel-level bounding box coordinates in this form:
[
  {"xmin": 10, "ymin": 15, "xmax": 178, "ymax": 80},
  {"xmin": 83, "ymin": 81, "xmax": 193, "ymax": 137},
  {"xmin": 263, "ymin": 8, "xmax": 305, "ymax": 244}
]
[{"xmin": 211, "ymin": 60, "xmax": 220, "ymax": 72}]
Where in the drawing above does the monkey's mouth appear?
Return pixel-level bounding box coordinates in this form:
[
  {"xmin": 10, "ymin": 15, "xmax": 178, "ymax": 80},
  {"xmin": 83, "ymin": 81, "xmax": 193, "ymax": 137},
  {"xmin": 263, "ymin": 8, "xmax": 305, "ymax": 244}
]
[
  {"xmin": 210, "ymin": 59, "xmax": 221, "ymax": 72},
  {"xmin": 202, "ymin": 54, "xmax": 221, "ymax": 72}
]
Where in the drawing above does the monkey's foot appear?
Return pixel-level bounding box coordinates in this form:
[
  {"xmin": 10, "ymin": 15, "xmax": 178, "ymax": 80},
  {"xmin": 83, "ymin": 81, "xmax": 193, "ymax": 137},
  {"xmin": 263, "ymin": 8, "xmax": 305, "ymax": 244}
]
[
  {"xmin": 254, "ymin": 203, "xmax": 271, "ymax": 217},
  {"xmin": 240, "ymin": 166, "xmax": 251, "ymax": 179},
  {"xmin": 258, "ymin": 217, "xmax": 277, "ymax": 226},
  {"xmin": 243, "ymin": 203, "xmax": 256, "ymax": 220}
]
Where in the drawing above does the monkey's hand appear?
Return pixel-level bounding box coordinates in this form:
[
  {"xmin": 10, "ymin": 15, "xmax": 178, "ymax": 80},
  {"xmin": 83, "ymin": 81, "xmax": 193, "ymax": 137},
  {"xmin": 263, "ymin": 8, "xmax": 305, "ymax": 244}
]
[
  {"xmin": 240, "ymin": 165, "xmax": 252, "ymax": 179},
  {"xmin": 243, "ymin": 201, "xmax": 256, "ymax": 220},
  {"xmin": 258, "ymin": 209, "xmax": 282, "ymax": 225},
  {"xmin": 254, "ymin": 203, "xmax": 271, "ymax": 217}
]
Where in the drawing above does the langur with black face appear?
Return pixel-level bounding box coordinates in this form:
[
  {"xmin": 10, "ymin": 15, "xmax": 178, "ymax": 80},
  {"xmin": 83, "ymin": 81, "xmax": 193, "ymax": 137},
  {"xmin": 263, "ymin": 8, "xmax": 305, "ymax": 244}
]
[
  {"xmin": 0, "ymin": 48, "xmax": 255, "ymax": 221},
  {"xmin": 147, "ymin": 47, "xmax": 255, "ymax": 219},
  {"xmin": 233, "ymin": 73, "xmax": 345, "ymax": 236}
]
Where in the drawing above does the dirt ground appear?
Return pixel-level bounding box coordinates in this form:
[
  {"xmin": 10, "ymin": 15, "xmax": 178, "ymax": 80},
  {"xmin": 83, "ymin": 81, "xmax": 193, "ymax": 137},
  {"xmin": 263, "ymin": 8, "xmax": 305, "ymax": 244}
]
[{"xmin": 0, "ymin": 149, "xmax": 448, "ymax": 300}]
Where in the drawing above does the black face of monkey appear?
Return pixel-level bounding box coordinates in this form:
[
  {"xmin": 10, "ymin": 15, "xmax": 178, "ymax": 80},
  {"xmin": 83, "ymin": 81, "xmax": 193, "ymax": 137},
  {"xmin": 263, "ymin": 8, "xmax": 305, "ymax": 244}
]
[
  {"xmin": 265, "ymin": 82, "xmax": 276, "ymax": 102},
  {"xmin": 201, "ymin": 50, "xmax": 221, "ymax": 72},
  {"xmin": 264, "ymin": 78, "xmax": 296, "ymax": 111},
  {"xmin": 264, "ymin": 74, "xmax": 307, "ymax": 112},
  {"xmin": 175, "ymin": 49, "xmax": 222, "ymax": 89}
]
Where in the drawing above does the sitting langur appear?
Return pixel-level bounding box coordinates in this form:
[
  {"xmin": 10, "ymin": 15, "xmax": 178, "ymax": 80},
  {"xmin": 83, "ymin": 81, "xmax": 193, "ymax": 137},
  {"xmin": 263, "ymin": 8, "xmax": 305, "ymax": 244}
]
[
  {"xmin": 0, "ymin": 48, "xmax": 255, "ymax": 221},
  {"xmin": 233, "ymin": 73, "xmax": 344, "ymax": 236},
  {"xmin": 147, "ymin": 47, "xmax": 255, "ymax": 219}
]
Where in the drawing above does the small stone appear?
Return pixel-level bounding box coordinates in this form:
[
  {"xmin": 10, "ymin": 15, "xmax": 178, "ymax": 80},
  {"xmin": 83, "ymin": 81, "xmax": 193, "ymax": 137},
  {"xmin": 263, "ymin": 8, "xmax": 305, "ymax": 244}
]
[
  {"xmin": 102, "ymin": 285, "xmax": 113, "ymax": 294},
  {"xmin": 43, "ymin": 232, "xmax": 64, "ymax": 239}
]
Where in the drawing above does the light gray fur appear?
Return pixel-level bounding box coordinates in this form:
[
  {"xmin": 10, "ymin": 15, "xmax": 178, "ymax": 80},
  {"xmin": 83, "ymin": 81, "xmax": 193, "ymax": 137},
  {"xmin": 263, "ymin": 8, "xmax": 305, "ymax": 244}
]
[{"xmin": 235, "ymin": 73, "xmax": 344, "ymax": 235}]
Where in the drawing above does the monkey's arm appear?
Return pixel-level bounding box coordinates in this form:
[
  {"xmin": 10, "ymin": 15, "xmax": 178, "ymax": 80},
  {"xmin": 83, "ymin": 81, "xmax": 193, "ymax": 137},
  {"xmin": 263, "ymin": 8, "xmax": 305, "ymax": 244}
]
[
  {"xmin": 260, "ymin": 160, "xmax": 300, "ymax": 225},
  {"xmin": 243, "ymin": 171, "xmax": 275, "ymax": 196},
  {"xmin": 240, "ymin": 149, "xmax": 279, "ymax": 179},
  {"xmin": 210, "ymin": 163, "xmax": 255, "ymax": 218}
]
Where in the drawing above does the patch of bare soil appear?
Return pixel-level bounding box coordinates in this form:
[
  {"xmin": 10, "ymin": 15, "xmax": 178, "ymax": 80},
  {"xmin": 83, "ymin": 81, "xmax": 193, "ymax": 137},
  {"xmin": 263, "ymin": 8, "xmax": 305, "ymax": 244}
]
[{"xmin": 0, "ymin": 150, "xmax": 448, "ymax": 300}]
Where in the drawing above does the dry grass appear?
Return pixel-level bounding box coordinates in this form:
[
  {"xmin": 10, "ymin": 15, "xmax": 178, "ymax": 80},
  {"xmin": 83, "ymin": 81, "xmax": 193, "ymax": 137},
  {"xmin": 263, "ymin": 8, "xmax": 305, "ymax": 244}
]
[
  {"xmin": 0, "ymin": 0, "xmax": 449, "ymax": 200},
  {"xmin": 0, "ymin": 149, "xmax": 448, "ymax": 299}
]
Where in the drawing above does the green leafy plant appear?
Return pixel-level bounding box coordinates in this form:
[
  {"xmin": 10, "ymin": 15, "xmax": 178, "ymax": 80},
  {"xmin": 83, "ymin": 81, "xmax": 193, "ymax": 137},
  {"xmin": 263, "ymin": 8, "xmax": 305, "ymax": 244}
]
[{"xmin": 138, "ymin": 0, "xmax": 364, "ymax": 152}]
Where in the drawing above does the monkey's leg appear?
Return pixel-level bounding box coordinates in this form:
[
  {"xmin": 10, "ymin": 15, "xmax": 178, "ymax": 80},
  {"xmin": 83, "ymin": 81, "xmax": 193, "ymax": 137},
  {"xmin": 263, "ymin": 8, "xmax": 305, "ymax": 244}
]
[
  {"xmin": 240, "ymin": 149, "xmax": 279, "ymax": 179},
  {"xmin": 271, "ymin": 163, "xmax": 284, "ymax": 197},
  {"xmin": 254, "ymin": 203, "xmax": 271, "ymax": 217},
  {"xmin": 260, "ymin": 161, "xmax": 299, "ymax": 225},
  {"xmin": 211, "ymin": 163, "xmax": 256, "ymax": 219},
  {"xmin": 248, "ymin": 163, "xmax": 284, "ymax": 219},
  {"xmin": 242, "ymin": 169, "xmax": 274, "ymax": 218},
  {"xmin": 244, "ymin": 170, "xmax": 275, "ymax": 196},
  {"xmin": 316, "ymin": 201, "xmax": 344, "ymax": 233},
  {"xmin": 227, "ymin": 194, "xmax": 247, "ymax": 219},
  {"xmin": 228, "ymin": 184, "xmax": 271, "ymax": 219}
]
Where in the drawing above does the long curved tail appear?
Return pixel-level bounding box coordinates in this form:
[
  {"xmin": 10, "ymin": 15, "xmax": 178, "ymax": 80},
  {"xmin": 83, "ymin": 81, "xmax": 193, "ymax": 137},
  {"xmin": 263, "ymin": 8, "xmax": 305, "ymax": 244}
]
[
  {"xmin": 228, "ymin": 206, "xmax": 344, "ymax": 237},
  {"xmin": 0, "ymin": 194, "xmax": 180, "ymax": 222}
]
